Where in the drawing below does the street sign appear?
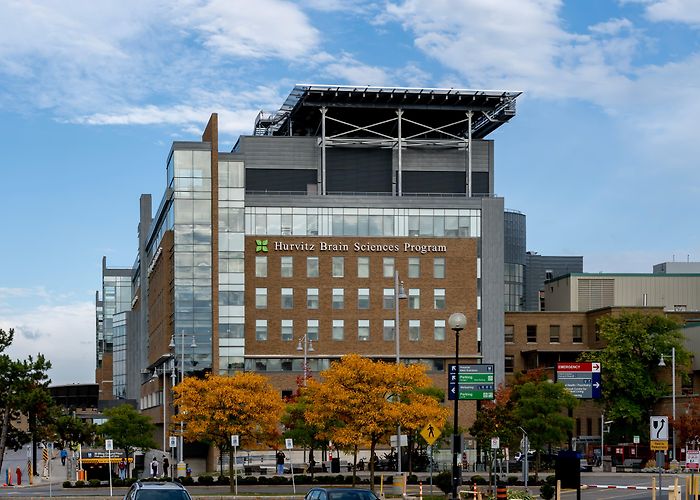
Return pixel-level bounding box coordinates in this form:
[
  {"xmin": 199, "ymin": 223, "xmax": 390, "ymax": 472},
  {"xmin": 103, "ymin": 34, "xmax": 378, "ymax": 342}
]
[
  {"xmin": 390, "ymin": 435, "xmax": 408, "ymax": 447},
  {"xmin": 231, "ymin": 435, "xmax": 239, "ymax": 447},
  {"xmin": 651, "ymin": 440, "xmax": 669, "ymax": 451},
  {"xmin": 105, "ymin": 439, "xmax": 113, "ymax": 451},
  {"xmin": 633, "ymin": 435, "xmax": 640, "ymax": 444},
  {"xmin": 285, "ymin": 438, "xmax": 294, "ymax": 450},
  {"xmin": 556, "ymin": 362, "xmax": 602, "ymax": 399},
  {"xmin": 420, "ymin": 422, "xmax": 441, "ymax": 445},
  {"xmin": 169, "ymin": 436, "xmax": 177, "ymax": 448},
  {"xmin": 650, "ymin": 416, "xmax": 669, "ymax": 440},
  {"xmin": 491, "ymin": 437, "xmax": 500, "ymax": 449},
  {"xmin": 448, "ymin": 364, "xmax": 495, "ymax": 400},
  {"xmin": 687, "ymin": 450, "xmax": 700, "ymax": 470}
]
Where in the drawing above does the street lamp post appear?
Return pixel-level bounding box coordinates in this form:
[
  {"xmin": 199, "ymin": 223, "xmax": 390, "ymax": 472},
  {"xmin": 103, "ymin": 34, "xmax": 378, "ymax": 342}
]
[
  {"xmin": 394, "ymin": 271, "xmax": 407, "ymax": 474},
  {"xmin": 296, "ymin": 334, "xmax": 315, "ymax": 386},
  {"xmin": 151, "ymin": 357, "xmax": 173, "ymax": 456},
  {"xmin": 448, "ymin": 312, "xmax": 467, "ymax": 500},
  {"xmin": 659, "ymin": 347, "xmax": 676, "ymax": 462},
  {"xmin": 170, "ymin": 331, "xmax": 197, "ymax": 477}
]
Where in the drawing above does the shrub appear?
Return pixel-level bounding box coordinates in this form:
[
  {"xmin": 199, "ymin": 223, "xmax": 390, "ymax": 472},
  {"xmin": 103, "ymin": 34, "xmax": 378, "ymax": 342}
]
[
  {"xmin": 125, "ymin": 477, "xmax": 138, "ymax": 486},
  {"xmin": 470, "ymin": 475, "xmax": 487, "ymax": 485},
  {"xmin": 433, "ymin": 471, "xmax": 453, "ymax": 494},
  {"xmin": 506, "ymin": 476, "xmax": 519, "ymax": 485},
  {"xmin": 88, "ymin": 479, "xmax": 102, "ymax": 487},
  {"xmin": 407, "ymin": 474, "xmax": 418, "ymax": 485},
  {"xmin": 197, "ymin": 475, "xmax": 214, "ymax": 485},
  {"xmin": 540, "ymin": 483, "xmax": 555, "ymax": 500},
  {"xmin": 74, "ymin": 480, "xmax": 85, "ymax": 488},
  {"xmin": 240, "ymin": 475, "xmax": 258, "ymax": 485},
  {"xmin": 544, "ymin": 475, "xmax": 556, "ymax": 486},
  {"xmin": 216, "ymin": 475, "xmax": 230, "ymax": 485},
  {"xmin": 179, "ymin": 476, "xmax": 195, "ymax": 486},
  {"xmin": 507, "ymin": 490, "xmax": 536, "ymax": 499},
  {"xmin": 268, "ymin": 475, "xmax": 289, "ymax": 485},
  {"xmin": 62, "ymin": 480, "xmax": 72, "ymax": 488}
]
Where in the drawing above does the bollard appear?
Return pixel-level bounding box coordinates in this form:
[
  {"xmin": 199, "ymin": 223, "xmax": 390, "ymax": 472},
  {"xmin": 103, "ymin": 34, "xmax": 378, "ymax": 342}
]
[
  {"xmin": 496, "ymin": 484, "xmax": 507, "ymax": 499},
  {"xmin": 419, "ymin": 481, "xmax": 423, "ymax": 500},
  {"xmin": 652, "ymin": 476, "xmax": 657, "ymax": 500}
]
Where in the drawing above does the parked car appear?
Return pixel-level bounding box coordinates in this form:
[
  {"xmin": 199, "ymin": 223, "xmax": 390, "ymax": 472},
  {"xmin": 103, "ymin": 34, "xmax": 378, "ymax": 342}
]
[
  {"xmin": 305, "ymin": 487, "xmax": 381, "ymax": 500},
  {"xmin": 124, "ymin": 481, "xmax": 192, "ymax": 500}
]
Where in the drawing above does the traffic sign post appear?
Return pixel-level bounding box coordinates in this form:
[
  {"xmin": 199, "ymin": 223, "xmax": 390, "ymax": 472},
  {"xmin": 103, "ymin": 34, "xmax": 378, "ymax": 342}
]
[
  {"xmin": 448, "ymin": 364, "xmax": 495, "ymax": 400},
  {"xmin": 556, "ymin": 362, "xmax": 602, "ymax": 399}
]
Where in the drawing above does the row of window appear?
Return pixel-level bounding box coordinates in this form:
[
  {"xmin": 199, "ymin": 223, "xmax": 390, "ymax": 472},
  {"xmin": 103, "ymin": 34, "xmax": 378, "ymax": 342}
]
[
  {"xmin": 251, "ymin": 287, "xmax": 447, "ymax": 310},
  {"xmin": 254, "ymin": 319, "xmax": 448, "ymax": 342},
  {"xmin": 505, "ymin": 324, "xmax": 584, "ymax": 344},
  {"xmin": 244, "ymin": 357, "xmax": 447, "ymax": 373},
  {"xmin": 255, "ymin": 255, "xmax": 446, "ymax": 279}
]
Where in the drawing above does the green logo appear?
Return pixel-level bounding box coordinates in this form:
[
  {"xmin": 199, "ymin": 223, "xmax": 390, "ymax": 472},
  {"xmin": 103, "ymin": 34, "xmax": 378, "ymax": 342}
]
[{"xmin": 255, "ymin": 240, "xmax": 268, "ymax": 253}]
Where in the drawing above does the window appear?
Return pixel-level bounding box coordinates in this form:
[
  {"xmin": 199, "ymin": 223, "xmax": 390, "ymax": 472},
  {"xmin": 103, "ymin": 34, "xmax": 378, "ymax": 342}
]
[
  {"xmin": 383, "ymin": 319, "xmax": 395, "ymax": 341},
  {"xmin": 281, "ymin": 320, "xmax": 293, "ymax": 341},
  {"xmin": 332, "ymin": 288, "xmax": 344, "ymax": 309},
  {"xmin": 332, "ymin": 319, "xmax": 344, "ymax": 340},
  {"xmin": 434, "ymin": 257, "xmax": 445, "ymax": 279},
  {"xmin": 307, "ymin": 257, "xmax": 319, "ymax": 277},
  {"xmin": 255, "ymin": 256, "xmax": 267, "ymax": 277},
  {"xmin": 332, "ymin": 257, "xmax": 344, "ymax": 277},
  {"xmin": 281, "ymin": 288, "xmax": 293, "ymax": 309},
  {"xmin": 434, "ymin": 320, "xmax": 446, "ymax": 341},
  {"xmin": 383, "ymin": 288, "xmax": 395, "ymax": 309},
  {"xmin": 280, "ymin": 256, "xmax": 293, "ymax": 277},
  {"xmin": 358, "ymin": 320, "xmax": 370, "ymax": 341},
  {"xmin": 383, "ymin": 257, "xmax": 395, "ymax": 278},
  {"xmin": 409, "ymin": 320, "xmax": 420, "ymax": 341},
  {"xmin": 307, "ymin": 320, "xmax": 319, "ymax": 341},
  {"xmin": 549, "ymin": 325, "xmax": 560, "ymax": 343},
  {"xmin": 572, "ymin": 325, "xmax": 583, "ymax": 343},
  {"xmin": 219, "ymin": 290, "xmax": 244, "ymax": 306},
  {"xmin": 307, "ymin": 288, "xmax": 319, "ymax": 309},
  {"xmin": 527, "ymin": 325, "xmax": 537, "ymax": 343},
  {"xmin": 255, "ymin": 320, "xmax": 267, "ymax": 341},
  {"xmin": 545, "ymin": 269, "xmax": 554, "ymax": 281},
  {"xmin": 504, "ymin": 325, "xmax": 514, "ymax": 343},
  {"xmin": 357, "ymin": 257, "xmax": 370, "ymax": 278},
  {"xmin": 408, "ymin": 257, "xmax": 420, "ymax": 278},
  {"xmin": 255, "ymin": 288, "xmax": 267, "ymax": 309},
  {"xmin": 433, "ymin": 289, "xmax": 446, "ymax": 310},
  {"xmin": 408, "ymin": 289, "xmax": 420, "ymax": 309},
  {"xmin": 358, "ymin": 288, "xmax": 370, "ymax": 309},
  {"xmin": 505, "ymin": 355, "xmax": 514, "ymax": 373}
]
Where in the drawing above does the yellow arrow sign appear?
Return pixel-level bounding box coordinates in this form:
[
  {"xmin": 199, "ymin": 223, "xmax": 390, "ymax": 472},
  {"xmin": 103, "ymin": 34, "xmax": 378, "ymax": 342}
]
[{"xmin": 421, "ymin": 422, "xmax": 442, "ymax": 445}]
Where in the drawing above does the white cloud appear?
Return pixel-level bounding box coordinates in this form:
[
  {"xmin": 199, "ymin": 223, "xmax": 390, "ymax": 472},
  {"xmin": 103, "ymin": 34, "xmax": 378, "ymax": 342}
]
[
  {"xmin": 1, "ymin": 300, "xmax": 95, "ymax": 386},
  {"xmin": 320, "ymin": 53, "xmax": 391, "ymax": 86},
  {"xmin": 644, "ymin": 0, "xmax": 700, "ymax": 25}
]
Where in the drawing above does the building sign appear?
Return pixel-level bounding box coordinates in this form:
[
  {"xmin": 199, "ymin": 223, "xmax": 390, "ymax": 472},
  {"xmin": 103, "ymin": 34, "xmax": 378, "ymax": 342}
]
[
  {"xmin": 687, "ymin": 450, "xmax": 700, "ymax": 470},
  {"xmin": 448, "ymin": 364, "xmax": 495, "ymax": 400},
  {"xmin": 259, "ymin": 239, "xmax": 448, "ymax": 254},
  {"xmin": 556, "ymin": 362, "xmax": 602, "ymax": 399}
]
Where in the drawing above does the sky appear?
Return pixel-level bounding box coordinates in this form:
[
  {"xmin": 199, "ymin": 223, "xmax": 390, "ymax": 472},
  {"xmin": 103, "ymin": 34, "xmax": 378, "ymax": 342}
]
[{"xmin": 1, "ymin": 0, "xmax": 699, "ymax": 385}]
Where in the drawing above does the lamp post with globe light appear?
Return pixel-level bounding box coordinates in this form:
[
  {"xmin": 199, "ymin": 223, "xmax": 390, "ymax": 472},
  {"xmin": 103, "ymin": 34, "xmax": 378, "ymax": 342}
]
[{"xmin": 448, "ymin": 312, "xmax": 466, "ymax": 500}]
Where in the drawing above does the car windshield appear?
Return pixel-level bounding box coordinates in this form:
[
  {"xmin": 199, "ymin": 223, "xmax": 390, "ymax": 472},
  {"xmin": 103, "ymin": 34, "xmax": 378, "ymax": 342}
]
[
  {"xmin": 136, "ymin": 491, "xmax": 191, "ymax": 500},
  {"xmin": 328, "ymin": 491, "xmax": 377, "ymax": 500}
]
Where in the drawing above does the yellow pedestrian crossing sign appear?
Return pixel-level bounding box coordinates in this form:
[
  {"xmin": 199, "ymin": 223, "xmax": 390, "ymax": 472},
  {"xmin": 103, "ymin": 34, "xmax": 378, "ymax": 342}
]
[{"xmin": 421, "ymin": 422, "xmax": 441, "ymax": 445}]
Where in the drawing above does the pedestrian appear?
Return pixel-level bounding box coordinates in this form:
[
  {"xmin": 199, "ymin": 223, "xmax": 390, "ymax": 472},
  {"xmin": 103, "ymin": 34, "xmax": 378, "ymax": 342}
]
[
  {"xmin": 60, "ymin": 448, "xmax": 67, "ymax": 466},
  {"xmin": 150, "ymin": 456, "xmax": 159, "ymax": 477},
  {"xmin": 118, "ymin": 459, "xmax": 126, "ymax": 480},
  {"xmin": 276, "ymin": 450, "xmax": 285, "ymax": 474},
  {"xmin": 162, "ymin": 455, "xmax": 169, "ymax": 477}
]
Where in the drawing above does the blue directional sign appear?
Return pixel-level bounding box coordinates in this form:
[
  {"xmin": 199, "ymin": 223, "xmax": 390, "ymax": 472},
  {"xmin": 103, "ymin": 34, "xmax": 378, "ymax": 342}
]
[
  {"xmin": 556, "ymin": 362, "xmax": 602, "ymax": 399},
  {"xmin": 448, "ymin": 364, "xmax": 495, "ymax": 400}
]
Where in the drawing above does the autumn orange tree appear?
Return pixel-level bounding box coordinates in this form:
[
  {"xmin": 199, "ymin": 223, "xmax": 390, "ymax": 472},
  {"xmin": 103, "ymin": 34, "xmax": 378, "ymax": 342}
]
[
  {"xmin": 305, "ymin": 354, "xmax": 448, "ymax": 489},
  {"xmin": 173, "ymin": 372, "xmax": 283, "ymax": 491}
]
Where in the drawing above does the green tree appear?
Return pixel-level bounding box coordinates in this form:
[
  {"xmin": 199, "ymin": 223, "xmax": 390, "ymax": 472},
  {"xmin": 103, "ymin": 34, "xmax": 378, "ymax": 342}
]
[
  {"xmin": 0, "ymin": 328, "xmax": 53, "ymax": 475},
  {"xmin": 511, "ymin": 374, "xmax": 578, "ymax": 479},
  {"xmin": 54, "ymin": 413, "xmax": 98, "ymax": 449},
  {"xmin": 578, "ymin": 312, "xmax": 689, "ymax": 440},
  {"xmin": 100, "ymin": 404, "xmax": 157, "ymax": 478}
]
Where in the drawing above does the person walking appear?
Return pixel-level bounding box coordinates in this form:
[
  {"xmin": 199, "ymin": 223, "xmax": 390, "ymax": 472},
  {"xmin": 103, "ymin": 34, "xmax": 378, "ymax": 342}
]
[
  {"xmin": 150, "ymin": 456, "xmax": 159, "ymax": 477},
  {"xmin": 60, "ymin": 448, "xmax": 67, "ymax": 466},
  {"xmin": 118, "ymin": 459, "xmax": 127, "ymax": 480},
  {"xmin": 162, "ymin": 455, "xmax": 169, "ymax": 477}
]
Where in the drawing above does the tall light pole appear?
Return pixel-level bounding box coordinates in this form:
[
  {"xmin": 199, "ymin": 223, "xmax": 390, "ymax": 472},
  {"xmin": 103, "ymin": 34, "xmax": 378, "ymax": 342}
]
[
  {"xmin": 394, "ymin": 271, "xmax": 407, "ymax": 474},
  {"xmin": 659, "ymin": 347, "xmax": 676, "ymax": 461},
  {"xmin": 448, "ymin": 312, "xmax": 466, "ymax": 500},
  {"xmin": 170, "ymin": 331, "xmax": 196, "ymax": 477},
  {"xmin": 297, "ymin": 334, "xmax": 315, "ymax": 386}
]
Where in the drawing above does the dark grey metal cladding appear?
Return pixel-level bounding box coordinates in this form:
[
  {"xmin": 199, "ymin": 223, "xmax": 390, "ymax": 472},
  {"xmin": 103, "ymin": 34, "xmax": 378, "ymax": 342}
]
[
  {"xmin": 326, "ymin": 148, "xmax": 392, "ymax": 193},
  {"xmin": 524, "ymin": 254, "xmax": 584, "ymax": 311},
  {"xmin": 504, "ymin": 211, "xmax": 526, "ymax": 265},
  {"xmin": 245, "ymin": 192, "xmax": 487, "ymax": 210},
  {"xmin": 237, "ymin": 136, "xmax": 319, "ymax": 169}
]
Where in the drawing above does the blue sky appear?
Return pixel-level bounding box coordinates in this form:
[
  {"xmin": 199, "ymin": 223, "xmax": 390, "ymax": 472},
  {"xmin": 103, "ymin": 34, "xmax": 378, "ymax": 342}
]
[{"xmin": 1, "ymin": 0, "xmax": 699, "ymax": 384}]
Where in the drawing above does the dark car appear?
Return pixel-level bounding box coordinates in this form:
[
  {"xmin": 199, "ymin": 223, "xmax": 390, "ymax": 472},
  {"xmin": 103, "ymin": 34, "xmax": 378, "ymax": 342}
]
[
  {"xmin": 124, "ymin": 481, "xmax": 193, "ymax": 500},
  {"xmin": 305, "ymin": 487, "xmax": 381, "ymax": 500}
]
